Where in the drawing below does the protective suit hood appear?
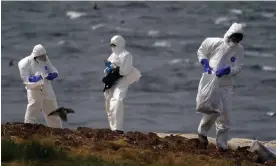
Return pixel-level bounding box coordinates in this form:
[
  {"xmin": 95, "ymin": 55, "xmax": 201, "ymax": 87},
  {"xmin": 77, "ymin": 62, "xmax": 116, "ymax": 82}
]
[
  {"xmin": 31, "ymin": 44, "xmax": 47, "ymax": 58},
  {"xmin": 223, "ymin": 23, "xmax": 244, "ymax": 46},
  {"xmin": 111, "ymin": 35, "xmax": 126, "ymax": 55}
]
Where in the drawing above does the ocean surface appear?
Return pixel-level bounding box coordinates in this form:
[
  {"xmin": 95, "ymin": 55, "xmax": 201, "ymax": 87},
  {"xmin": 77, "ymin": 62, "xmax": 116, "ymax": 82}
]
[{"xmin": 2, "ymin": 1, "xmax": 276, "ymax": 141}]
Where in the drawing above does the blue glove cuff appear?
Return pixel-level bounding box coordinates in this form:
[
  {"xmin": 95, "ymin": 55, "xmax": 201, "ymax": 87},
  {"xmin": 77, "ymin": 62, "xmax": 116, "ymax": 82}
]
[
  {"xmin": 29, "ymin": 75, "xmax": 41, "ymax": 82},
  {"xmin": 47, "ymin": 72, "xmax": 58, "ymax": 80}
]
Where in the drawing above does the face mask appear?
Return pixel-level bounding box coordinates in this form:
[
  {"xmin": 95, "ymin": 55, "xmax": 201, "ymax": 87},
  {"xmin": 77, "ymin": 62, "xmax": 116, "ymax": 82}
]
[
  {"xmin": 35, "ymin": 55, "xmax": 48, "ymax": 64},
  {"xmin": 111, "ymin": 47, "xmax": 122, "ymax": 55},
  {"xmin": 228, "ymin": 41, "xmax": 236, "ymax": 47},
  {"xmin": 227, "ymin": 38, "xmax": 237, "ymax": 47},
  {"xmin": 228, "ymin": 41, "xmax": 238, "ymax": 47}
]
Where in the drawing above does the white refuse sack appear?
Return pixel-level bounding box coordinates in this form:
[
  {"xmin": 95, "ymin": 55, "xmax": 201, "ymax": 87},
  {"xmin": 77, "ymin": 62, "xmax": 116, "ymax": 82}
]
[
  {"xmin": 249, "ymin": 140, "xmax": 276, "ymax": 162},
  {"xmin": 196, "ymin": 73, "xmax": 221, "ymax": 114}
]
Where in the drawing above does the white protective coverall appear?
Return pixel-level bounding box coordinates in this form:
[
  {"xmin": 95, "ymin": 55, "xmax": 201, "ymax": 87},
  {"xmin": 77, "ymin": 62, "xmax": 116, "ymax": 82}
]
[
  {"xmin": 104, "ymin": 35, "xmax": 141, "ymax": 131},
  {"xmin": 18, "ymin": 44, "xmax": 62, "ymax": 128},
  {"xmin": 197, "ymin": 23, "xmax": 244, "ymax": 149}
]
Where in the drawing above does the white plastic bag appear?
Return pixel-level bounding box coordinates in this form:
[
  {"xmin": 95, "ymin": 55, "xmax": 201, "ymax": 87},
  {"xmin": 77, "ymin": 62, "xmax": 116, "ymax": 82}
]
[
  {"xmin": 196, "ymin": 73, "xmax": 221, "ymax": 114},
  {"xmin": 248, "ymin": 140, "xmax": 276, "ymax": 162}
]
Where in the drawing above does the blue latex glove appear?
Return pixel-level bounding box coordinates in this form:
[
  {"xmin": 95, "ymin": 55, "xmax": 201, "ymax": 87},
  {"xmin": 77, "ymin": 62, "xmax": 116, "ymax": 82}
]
[
  {"xmin": 104, "ymin": 61, "xmax": 113, "ymax": 73},
  {"xmin": 105, "ymin": 67, "xmax": 113, "ymax": 73},
  {"xmin": 46, "ymin": 72, "xmax": 58, "ymax": 80},
  {"xmin": 104, "ymin": 61, "xmax": 112, "ymax": 68},
  {"xmin": 216, "ymin": 66, "xmax": 231, "ymax": 77},
  {"xmin": 29, "ymin": 75, "xmax": 42, "ymax": 82},
  {"xmin": 201, "ymin": 59, "xmax": 212, "ymax": 74}
]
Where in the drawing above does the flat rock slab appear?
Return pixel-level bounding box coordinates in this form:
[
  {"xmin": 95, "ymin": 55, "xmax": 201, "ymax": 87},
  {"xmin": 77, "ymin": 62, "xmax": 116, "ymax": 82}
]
[{"xmin": 155, "ymin": 133, "xmax": 276, "ymax": 150}]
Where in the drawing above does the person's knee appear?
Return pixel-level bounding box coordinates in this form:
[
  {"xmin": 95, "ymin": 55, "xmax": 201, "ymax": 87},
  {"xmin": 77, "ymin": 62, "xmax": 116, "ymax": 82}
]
[
  {"xmin": 111, "ymin": 92, "xmax": 125, "ymax": 101},
  {"xmin": 113, "ymin": 86, "xmax": 128, "ymax": 99},
  {"xmin": 216, "ymin": 123, "xmax": 230, "ymax": 131},
  {"xmin": 25, "ymin": 102, "xmax": 41, "ymax": 117},
  {"xmin": 104, "ymin": 93, "xmax": 112, "ymax": 100},
  {"xmin": 42, "ymin": 99, "xmax": 58, "ymax": 113},
  {"xmin": 27, "ymin": 101, "xmax": 41, "ymax": 109}
]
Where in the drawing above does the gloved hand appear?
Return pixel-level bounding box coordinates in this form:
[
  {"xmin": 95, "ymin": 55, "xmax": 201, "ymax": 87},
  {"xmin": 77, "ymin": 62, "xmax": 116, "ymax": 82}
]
[
  {"xmin": 104, "ymin": 61, "xmax": 112, "ymax": 68},
  {"xmin": 216, "ymin": 66, "xmax": 231, "ymax": 77},
  {"xmin": 104, "ymin": 61, "xmax": 113, "ymax": 74},
  {"xmin": 29, "ymin": 75, "xmax": 42, "ymax": 83},
  {"xmin": 105, "ymin": 67, "xmax": 113, "ymax": 73},
  {"xmin": 46, "ymin": 72, "xmax": 58, "ymax": 80},
  {"xmin": 201, "ymin": 59, "xmax": 212, "ymax": 74}
]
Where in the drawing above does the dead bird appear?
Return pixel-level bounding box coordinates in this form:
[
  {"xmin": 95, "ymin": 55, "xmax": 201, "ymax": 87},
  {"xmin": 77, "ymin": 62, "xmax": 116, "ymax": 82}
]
[
  {"xmin": 48, "ymin": 107, "xmax": 75, "ymax": 122},
  {"xmin": 102, "ymin": 67, "xmax": 123, "ymax": 92}
]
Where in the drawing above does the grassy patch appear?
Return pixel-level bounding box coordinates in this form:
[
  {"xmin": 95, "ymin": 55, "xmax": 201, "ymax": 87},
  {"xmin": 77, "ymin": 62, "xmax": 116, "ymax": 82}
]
[{"xmin": 1, "ymin": 139, "xmax": 131, "ymax": 166}]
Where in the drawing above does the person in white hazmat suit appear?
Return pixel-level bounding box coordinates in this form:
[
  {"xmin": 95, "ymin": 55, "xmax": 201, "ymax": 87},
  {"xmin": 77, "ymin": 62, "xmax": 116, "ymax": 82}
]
[
  {"xmin": 104, "ymin": 35, "xmax": 141, "ymax": 134},
  {"xmin": 18, "ymin": 44, "xmax": 62, "ymax": 128},
  {"xmin": 197, "ymin": 23, "xmax": 244, "ymax": 151}
]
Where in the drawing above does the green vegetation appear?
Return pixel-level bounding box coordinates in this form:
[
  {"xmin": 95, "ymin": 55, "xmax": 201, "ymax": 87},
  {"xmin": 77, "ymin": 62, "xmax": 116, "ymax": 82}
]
[{"xmin": 1, "ymin": 138, "xmax": 260, "ymax": 166}]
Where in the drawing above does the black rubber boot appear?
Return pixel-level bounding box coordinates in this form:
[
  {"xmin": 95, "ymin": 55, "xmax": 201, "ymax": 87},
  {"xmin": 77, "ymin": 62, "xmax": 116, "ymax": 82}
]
[
  {"xmin": 198, "ymin": 134, "xmax": 209, "ymax": 149},
  {"xmin": 115, "ymin": 130, "xmax": 124, "ymax": 134},
  {"xmin": 216, "ymin": 146, "xmax": 228, "ymax": 152}
]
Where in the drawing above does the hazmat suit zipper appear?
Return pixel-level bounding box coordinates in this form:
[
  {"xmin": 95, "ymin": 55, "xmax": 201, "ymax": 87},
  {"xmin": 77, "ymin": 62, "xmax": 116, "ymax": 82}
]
[{"xmin": 40, "ymin": 75, "xmax": 44, "ymax": 92}]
